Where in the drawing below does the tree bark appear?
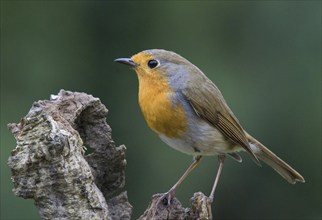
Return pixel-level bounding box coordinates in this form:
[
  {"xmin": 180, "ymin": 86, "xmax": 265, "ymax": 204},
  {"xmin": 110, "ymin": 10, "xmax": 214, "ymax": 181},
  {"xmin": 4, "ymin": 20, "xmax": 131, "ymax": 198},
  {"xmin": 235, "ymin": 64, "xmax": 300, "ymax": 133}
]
[
  {"xmin": 7, "ymin": 90, "xmax": 213, "ymax": 220},
  {"xmin": 139, "ymin": 192, "xmax": 212, "ymax": 220}
]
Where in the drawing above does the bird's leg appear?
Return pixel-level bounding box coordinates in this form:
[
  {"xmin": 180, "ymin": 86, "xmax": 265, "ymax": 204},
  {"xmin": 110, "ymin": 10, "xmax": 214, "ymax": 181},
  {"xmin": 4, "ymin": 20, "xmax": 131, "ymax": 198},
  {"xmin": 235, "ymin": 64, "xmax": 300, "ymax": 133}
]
[
  {"xmin": 158, "ymin": 155, "xmax": 203, "ymax": 206},
  {"xmin": 208, "ymin": 154, "xmax": 225, "ymax": 202}
]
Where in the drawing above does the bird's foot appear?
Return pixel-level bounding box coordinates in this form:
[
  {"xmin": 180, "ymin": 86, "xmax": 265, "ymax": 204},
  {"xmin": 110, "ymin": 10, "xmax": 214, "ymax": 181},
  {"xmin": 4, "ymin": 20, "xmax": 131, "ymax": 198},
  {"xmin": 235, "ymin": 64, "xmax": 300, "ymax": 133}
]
[
  {"xmin": 157, "ymin": 188, "xmax": 176, "ymax": 207},
  {"xmin": 207, "ymin": 195, "xmax": 214, "ymax": 203}
]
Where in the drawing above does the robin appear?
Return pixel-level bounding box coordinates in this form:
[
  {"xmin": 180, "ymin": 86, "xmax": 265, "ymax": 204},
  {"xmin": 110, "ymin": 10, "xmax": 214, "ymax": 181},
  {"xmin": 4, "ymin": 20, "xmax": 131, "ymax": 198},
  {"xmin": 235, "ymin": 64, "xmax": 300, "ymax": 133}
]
[{"xmin": 114, "ymin": 49, "xmax": 305, "ymax": 204}]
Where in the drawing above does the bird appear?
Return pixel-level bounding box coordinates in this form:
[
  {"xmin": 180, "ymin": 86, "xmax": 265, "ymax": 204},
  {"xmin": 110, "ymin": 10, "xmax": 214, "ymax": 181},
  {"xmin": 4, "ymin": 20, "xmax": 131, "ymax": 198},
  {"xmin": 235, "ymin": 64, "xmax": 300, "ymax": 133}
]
[{"xmin": 114, "ymin": 49, "xmax": 305, "ymax": 204}]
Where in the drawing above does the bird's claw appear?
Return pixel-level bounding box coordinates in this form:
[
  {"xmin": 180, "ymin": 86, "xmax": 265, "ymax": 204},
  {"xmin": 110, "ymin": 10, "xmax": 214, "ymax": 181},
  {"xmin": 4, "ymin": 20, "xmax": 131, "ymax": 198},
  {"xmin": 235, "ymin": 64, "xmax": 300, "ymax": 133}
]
[
  {"xmin": 157, "ymin": 189, "xmax": 176, "ymax": 207},
  {"xmin": 207, "ymin": 196, "xmax": 214, "ymax": 203}
]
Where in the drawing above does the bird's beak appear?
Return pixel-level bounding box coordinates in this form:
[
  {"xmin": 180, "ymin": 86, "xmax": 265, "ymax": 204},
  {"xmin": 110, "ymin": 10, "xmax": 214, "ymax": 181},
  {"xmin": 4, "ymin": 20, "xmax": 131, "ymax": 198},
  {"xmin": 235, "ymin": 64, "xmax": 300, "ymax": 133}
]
[{"xmin": 114, "ymin": 58, "xmax": 139, "ymax": 67}]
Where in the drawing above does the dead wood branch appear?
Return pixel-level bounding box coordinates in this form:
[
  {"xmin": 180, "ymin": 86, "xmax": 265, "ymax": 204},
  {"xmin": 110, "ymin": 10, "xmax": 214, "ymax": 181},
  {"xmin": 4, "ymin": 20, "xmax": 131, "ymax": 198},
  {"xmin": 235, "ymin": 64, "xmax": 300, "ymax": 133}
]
[{"xmin": 7, "ymin": 90, "xmax": 213, "ymax": 220}]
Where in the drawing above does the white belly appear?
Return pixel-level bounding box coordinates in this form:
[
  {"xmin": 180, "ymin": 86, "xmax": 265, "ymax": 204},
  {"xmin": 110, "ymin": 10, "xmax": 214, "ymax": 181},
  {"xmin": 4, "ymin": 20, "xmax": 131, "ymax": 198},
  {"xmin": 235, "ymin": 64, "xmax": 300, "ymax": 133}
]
[{"xmin": 159, "ymin": 119, "xmax": 240, "ymax": 156}]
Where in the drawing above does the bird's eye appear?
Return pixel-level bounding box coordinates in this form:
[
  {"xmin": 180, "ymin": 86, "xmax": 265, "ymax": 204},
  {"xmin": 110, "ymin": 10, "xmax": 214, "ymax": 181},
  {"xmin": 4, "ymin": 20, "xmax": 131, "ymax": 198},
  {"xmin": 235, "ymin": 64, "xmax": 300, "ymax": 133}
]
[{"xmin": 147, "ymin": 59, "xmax": 159, "ymax": 69}]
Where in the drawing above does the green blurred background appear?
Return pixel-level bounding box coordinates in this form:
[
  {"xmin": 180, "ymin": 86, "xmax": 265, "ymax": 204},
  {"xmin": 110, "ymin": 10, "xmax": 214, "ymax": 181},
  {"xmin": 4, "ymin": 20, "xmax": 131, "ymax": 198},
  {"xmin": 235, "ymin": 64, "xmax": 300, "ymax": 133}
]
[{"xmin": 1, "ymin": 1, "xmax": 321, "ymax": 219}]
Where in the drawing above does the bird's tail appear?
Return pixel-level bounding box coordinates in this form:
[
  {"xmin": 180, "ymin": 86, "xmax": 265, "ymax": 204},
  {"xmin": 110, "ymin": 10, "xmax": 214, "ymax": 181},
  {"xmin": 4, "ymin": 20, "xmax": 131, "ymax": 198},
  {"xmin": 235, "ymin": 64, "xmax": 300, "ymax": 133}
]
[{"xmin": 245, "ymin": 132, "xmax": 305, "ymax": 184}]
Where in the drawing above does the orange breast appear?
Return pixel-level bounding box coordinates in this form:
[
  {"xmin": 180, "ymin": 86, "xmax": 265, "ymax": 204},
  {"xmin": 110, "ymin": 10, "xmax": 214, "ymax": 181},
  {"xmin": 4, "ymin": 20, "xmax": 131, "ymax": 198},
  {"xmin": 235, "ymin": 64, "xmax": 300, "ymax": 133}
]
[{"xmin": 137, "ymin": 71, "xmax": 188, "ymax": 138}]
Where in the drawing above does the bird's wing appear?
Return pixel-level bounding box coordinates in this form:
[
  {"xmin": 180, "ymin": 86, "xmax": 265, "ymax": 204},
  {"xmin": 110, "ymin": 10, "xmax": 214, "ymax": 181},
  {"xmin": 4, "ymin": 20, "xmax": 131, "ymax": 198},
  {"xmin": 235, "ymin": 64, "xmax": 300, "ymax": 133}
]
[{"xmin": 182, "ymin": 72, "xmax": 260, "ymax": 165}]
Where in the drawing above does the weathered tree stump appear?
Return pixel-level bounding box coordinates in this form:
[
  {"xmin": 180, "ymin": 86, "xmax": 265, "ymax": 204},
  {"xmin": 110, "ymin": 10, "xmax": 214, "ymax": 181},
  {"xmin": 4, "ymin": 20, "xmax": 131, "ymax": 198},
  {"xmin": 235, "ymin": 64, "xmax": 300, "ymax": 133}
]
[{"xmin": 7, "ymin": 90, "xmax": 213, "ymax": 220}]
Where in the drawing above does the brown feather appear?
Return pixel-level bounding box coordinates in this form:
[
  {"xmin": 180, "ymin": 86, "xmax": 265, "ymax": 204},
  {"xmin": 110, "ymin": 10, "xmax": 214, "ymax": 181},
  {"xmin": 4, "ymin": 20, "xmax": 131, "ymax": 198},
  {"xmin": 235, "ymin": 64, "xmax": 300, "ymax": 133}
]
[
  {"xmin": 182, "ymin": 70, "xmax": 260, "ymax": 164},
  {"xmin": 246, "ymin": 132, "xmax": 305, "ymax": 183}
]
